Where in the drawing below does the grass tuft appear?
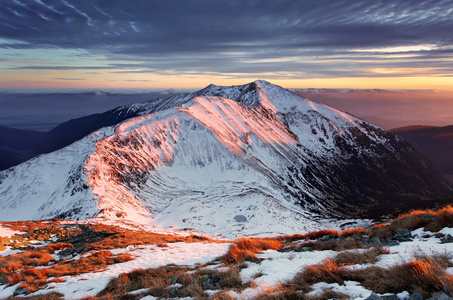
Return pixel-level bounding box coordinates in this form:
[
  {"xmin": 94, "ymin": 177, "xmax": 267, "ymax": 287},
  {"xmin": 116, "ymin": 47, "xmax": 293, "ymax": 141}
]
[
  {"xmin": 334, "ymin": 246, "xmax": 389, "ymax": 266},
  {"xmin": 370, "ymin": 205, "xmax": 453, "ymax": 239},
  {"xmin": 220, "ymin": 238, "xmax": 282, "ymax": 264}
]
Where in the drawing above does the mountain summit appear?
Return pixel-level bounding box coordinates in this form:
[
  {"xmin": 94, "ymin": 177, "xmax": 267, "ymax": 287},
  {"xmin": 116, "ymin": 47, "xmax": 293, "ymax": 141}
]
[{"xmin": 0, "ymin": 81, "xmax": 451, "ymax": 237}]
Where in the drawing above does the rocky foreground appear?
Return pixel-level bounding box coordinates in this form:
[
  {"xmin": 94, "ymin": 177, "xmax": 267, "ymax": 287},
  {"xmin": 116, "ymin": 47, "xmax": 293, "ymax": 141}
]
[{"xmin": 0, "ymin": 206, "xmax": 453, "ymax": 300}]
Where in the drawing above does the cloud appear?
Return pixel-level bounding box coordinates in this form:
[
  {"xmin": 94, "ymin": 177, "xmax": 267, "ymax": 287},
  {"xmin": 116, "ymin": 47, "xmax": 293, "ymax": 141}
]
[
  {"xmin": 13, "ymin": 65, "xmax": 111, "ymax": 70},
  {"xmin": 54, "ymin": 78, "xmax": 86, "ymax": 80},
  {"xmin": 124, "ymin": 79, "xmax": 153, "ymax": 82},
  {"xmin": 1, "ymin": 0, "xmax": 452, "ymax": 78}
]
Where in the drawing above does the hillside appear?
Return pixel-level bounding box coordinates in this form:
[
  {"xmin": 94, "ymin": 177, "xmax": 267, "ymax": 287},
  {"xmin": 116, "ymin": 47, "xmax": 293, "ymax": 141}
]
[
  {"xmin": 0, "ymin": 126, "xmax": 45, "ymax": 170},
  {"xmin": 390, "ymin": 125, "xmax": 453, "ymax": 183},
  {"xmin": 0, "ymin": 100, "xmax": 163, "ymax": 171}
]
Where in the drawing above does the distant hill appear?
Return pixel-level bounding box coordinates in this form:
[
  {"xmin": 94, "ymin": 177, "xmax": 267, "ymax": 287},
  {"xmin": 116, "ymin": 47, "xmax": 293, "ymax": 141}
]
[
  {"xmin": 0, "ymin": 100, "xmax": 162, "ymax": 171},
  {"xmin": 390, "ymin": 125, "xmax": 453, "ymax": 182},
  {"xmin": 0, "ymin": 126, "xmax": 45, "ymax": 170}
]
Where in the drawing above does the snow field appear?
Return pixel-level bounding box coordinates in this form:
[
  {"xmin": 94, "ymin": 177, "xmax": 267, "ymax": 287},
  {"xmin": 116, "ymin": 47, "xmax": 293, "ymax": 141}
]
[{"xmin": 0, "ymin": 224, "xmax": 21, "ymax": 238}]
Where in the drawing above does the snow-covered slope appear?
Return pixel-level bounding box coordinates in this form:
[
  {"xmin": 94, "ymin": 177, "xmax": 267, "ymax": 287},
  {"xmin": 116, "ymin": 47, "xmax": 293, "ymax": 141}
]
[{"xmin": 0, "ymin": 81, "xmax": 451, "ymax": 237}]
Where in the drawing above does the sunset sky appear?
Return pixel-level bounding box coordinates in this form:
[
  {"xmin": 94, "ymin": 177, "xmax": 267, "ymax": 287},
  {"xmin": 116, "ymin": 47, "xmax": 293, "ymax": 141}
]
[{"xmin": 1, "ymin": 0, "xmax": 453, "ymax": 90}]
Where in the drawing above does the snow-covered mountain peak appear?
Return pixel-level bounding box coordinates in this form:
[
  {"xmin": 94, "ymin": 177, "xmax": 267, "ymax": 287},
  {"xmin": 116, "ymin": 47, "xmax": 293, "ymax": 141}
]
[{"xmin": 0, "ymin": 81, "xmax": 451, "ymax": 238}]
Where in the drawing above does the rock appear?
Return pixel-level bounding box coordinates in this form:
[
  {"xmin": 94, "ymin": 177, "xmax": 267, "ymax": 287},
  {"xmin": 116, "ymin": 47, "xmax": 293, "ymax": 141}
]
[
  {"xmin": 437, "ymin": 293, "xmax": 453, "ymax": 300},
  {"xmin": 366, "ymin": 293, "xmax": 383, "ymax": 300},
  {"xmin": 388, "ymin": 240, "xmax": 400, "ymax": 246},
  {"xmin": 211, "ymin": 273, "xmax": 221, "ymax": 283},
  {"xmin": 410, "ymin": 292, "xmax": 424, "ymax": 300},
  {"xmin": 394, "ymin": 229, "xmax": 412, "ymax": 242},
  {"xmin": 170, "ymin": 287, "xmax": 180, "ymax": 297},
  {"xmin": 317, "ymin": 235, "xmax": 339, "ymax": 242},
  {"xmin": 13, "ymin": 287, "xmax": 29, "ymax": 296},
  {"xmin": 200, "ymin": 274, "xmax": 221, "ymax": 290},
  {"xmin": 371, "ymin": 237, "xmax": 381, "ymax": 244},
  {"xmin": 396, "ymin": 228, "xmax": 411, "ymax": 237},
  {"xmin": 381, "ymin": 294, "xmax": 398, "ymax": 300},
  {"xmin": 168, "ymin": 275, "xmax": 178, "ymax": 285},
  {"xmin": 396, "ymin": 236, "xmax": 413, "ymax": 242},
  {"xmin": 428, "ymin": 292, "xmax": 453, "ymax": 300},
  {"xmin": 440, "ymin": 234, "xmax": 453, "ymax": 244},
  {"xmin": 233, "ymin": 215, "xmax": 247, "ymax": 222}
]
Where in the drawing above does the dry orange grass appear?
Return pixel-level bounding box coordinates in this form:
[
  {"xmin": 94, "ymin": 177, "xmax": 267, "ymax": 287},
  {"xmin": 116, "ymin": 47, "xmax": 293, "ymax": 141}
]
[
  {"xmin": 304, "ymin": 259, "xmax": 344, "ymax": 285},
  {"xmin": 258, "ymin": 258, "xmax": 346, "ymax": 298},
  {"xmin": 0, "ymin": 242, "xmax": 73, "ymax": 276},
  {"xmin": 96, "ymin": 258, "xmax": 245, "ymax": 298},
  {"xmin": 370, "ymin": 205, "xmax": 453, "ymax": 239},
  {"xmin": 1, "ymin": 220, "xmax": 82, "ymax": 242},
  {"xmin": 345, "ymin": 255, "xmax": 453, "ymax": 297},
  {"xmin": 303, "ymin": 229, "xmax": 339, "ymax": 240},
  {"xmin": 6, "ymin": 267, "xmax": 51, "ymax": 294},
  {"xmin": 339, "ymin": 227, "xmax": 367, "ymax": 237},
  {"xmin": 0, "ymin": 220, "xmax": 225, "ymax": 296},
  {"xmin": 221, "ymin": 238, "xmax": 282, "ymax": 264},
  {"xmin": 306, "ymin": 287, "xmax": 351, "ymax": 300},
  {"xmin": 1, "ymin": 220, "xmax": 56, "ymax": 232},
  {"xmin": 277, "ymin": 251, "xmax": 453, "ymax": 298},
  {"xmin": 98, "ymin": 265, "xmax": 198, "ymax": 298},
  {"xmin": 279, "ymin": 227, "xmax": 366, "ymax": 241},
  {"xmin": 7, "ymin": 272, "xmax": 23, "ymax": 285},
  {"xmin": 210, "ymin": 290, "xmax": 237, "ymax": 300},
  {"xmin": 424, "ymin": 205, "xmax": 453, "ymax": 232},
  {"xmin": 0, "ymin": 250, "xmax": 54, "ymax": 273},
  {"xmin": 1, "ymin": 220, "xmax": 217, "ymax": 255},
  {"xmin": 5, "ymin": 291, "xmax": 64, "ymax": 300},
  {"xmin": 81, "ymin": 224, "xmax": 217, "ymax": 252},
  {"xmin": 2, "ymin": 248, "xmax": 134, "ymax": 295},
  {"xmin": 334, "ymin": 247, "xmax": 389, "ymax": 266},
  {"xmin": 47, "ymin": 251, "xmax": 134, "ymax": 278},
  {"xmin": 340, "ymin": 252, "xmax": 453, "ymax": 297}
]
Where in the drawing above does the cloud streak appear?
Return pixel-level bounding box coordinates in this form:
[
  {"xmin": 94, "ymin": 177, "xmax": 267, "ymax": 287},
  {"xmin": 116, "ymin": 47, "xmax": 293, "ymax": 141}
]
[{"xmin": 1, "ymin": 0, "xmax": 453, "ymax": 81}]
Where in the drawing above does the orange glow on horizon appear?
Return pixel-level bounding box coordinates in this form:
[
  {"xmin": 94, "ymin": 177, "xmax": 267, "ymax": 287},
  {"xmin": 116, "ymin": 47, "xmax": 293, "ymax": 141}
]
[{"xmin": 1, "ymin": 70, "xmax": 453, "ymax": 91}]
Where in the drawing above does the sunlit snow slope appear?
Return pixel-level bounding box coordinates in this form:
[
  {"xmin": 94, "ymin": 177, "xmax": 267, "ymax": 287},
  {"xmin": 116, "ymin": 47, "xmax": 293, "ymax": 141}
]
[{"xmin": 0, "ymin": 81, "xmax": 451, "ymax": 237}]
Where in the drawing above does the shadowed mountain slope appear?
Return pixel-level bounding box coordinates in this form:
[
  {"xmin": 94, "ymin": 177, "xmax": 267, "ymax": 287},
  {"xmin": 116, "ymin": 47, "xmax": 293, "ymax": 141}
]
[{"xmin": 391, "ymin": 125, "xmax": 453, "ymax": 182}]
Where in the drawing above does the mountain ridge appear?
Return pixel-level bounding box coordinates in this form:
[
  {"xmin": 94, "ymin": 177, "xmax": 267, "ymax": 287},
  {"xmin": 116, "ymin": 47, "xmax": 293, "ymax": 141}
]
[{"xmin": 0, "ymin": 81, "xmax": 451, "ymax": 238}]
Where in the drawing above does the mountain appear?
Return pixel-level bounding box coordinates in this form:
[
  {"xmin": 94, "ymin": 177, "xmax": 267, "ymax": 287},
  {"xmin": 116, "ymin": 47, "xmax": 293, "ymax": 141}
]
[
  {"xmin": 0, "ymin": 81, "xmax": 451, "ymax": 238},
  {"xmin": 390, "ymin": 125, "xmax": 453, "ymax": 183},
  {"xmin": 33, "ymin": 101, "xmax": 162, "ymax": 155},
  {"xmin": 0, "ymin": 126, "xmax": 45, "ymax": 170},
  {"xmin": 0, "ymin": 100, "xmax": 165, "ymax": 171}
]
